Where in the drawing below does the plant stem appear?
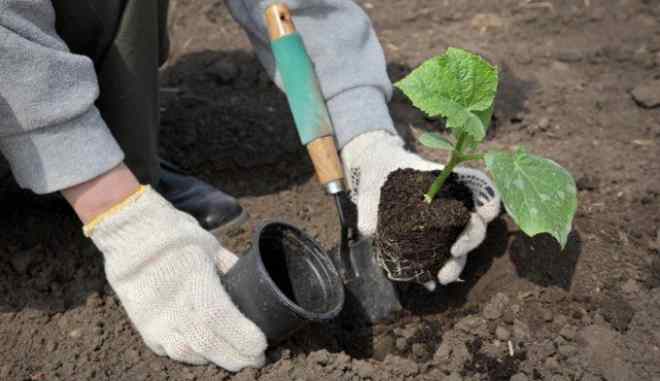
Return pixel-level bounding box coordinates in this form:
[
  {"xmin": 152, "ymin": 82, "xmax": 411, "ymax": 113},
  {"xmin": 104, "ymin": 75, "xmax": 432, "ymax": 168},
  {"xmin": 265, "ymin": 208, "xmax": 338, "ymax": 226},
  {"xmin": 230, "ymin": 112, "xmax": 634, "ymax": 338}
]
[
  {"xmin": 423, "ymin": 134, "xmax": 483, "ymax": 203},
  {"xmin": 459, "ymin": 153, "xmax": 484, "ymax": 162},
  {"xmin": 424, "ymin": 150, "xmax": 461, "ymax": 203}
]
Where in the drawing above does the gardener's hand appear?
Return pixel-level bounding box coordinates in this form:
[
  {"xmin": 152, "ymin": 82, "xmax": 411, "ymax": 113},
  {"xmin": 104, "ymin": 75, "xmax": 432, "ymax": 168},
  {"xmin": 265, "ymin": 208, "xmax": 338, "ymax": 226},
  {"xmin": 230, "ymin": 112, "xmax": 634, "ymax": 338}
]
[
  {"xmin": 341, "ymin": 131, "xmax": 501, "ymax": 289},
  {"xmin": 84, "ymin": 186, "xmax": 267, "ymax": 372}
]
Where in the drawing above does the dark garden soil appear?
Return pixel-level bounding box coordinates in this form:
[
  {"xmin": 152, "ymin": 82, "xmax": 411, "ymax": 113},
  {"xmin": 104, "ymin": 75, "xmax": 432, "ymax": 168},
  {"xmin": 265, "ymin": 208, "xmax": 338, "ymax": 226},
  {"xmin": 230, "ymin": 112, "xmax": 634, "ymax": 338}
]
[
  {"xmin": 2, "ymin": 0, "xmax": 660, "ymax": 380},
  {"xmin": 376, "ymin": 169, "xmax": 473, "ymax": 283}
]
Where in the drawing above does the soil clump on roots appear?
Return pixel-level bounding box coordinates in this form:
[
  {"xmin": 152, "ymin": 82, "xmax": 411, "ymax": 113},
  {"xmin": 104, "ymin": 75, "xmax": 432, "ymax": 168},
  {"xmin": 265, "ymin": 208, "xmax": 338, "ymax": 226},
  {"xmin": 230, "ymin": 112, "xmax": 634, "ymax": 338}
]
[{"xmin": 375, "ymin": 168, "xmax": 474, "ymax": 283}]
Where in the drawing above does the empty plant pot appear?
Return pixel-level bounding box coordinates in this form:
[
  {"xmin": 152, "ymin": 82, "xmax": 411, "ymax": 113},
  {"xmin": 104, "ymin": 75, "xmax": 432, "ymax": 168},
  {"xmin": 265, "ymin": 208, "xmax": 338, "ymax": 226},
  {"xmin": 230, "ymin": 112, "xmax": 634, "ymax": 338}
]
[{"xmin": 222, "ymin": 221, "xmax": 345, "ymax": 342}]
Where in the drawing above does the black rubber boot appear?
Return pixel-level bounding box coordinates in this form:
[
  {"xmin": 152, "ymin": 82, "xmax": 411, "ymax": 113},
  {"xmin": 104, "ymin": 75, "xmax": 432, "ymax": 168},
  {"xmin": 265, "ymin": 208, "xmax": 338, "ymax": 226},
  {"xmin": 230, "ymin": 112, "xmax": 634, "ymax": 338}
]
[{"xmin": 155, "ymin": 161, "xmax": 248, "ymax": 238}]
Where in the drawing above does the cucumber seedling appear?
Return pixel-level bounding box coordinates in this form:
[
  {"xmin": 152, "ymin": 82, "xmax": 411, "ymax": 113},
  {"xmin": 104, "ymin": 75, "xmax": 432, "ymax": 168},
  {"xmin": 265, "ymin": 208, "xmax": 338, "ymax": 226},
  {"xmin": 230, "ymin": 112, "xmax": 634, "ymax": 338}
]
[{"xmin": 396, "ymin": 48, "xmax": 577, "ymax": 248}]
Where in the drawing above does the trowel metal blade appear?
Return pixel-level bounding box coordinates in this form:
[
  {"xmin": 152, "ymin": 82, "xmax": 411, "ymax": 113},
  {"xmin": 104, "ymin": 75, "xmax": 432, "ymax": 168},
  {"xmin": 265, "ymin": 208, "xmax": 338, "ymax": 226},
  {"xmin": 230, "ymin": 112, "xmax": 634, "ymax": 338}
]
[{"xmin": 331, "ymin": 238, "xmax": 402, "ymax": 324}]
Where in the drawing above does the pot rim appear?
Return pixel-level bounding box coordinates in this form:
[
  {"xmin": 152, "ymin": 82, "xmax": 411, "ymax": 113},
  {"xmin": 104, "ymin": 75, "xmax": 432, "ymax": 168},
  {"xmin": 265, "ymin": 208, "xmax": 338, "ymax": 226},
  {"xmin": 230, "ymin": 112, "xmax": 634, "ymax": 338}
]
[{"xmin": 251, "ymin": 220, "xmax": 345, "ymax": 321}]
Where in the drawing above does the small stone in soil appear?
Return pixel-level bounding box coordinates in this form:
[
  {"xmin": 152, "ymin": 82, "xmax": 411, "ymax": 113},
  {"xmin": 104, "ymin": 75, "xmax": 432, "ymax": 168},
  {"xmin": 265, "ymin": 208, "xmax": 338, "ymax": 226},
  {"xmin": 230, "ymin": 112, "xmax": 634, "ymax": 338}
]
[
  {"xmin": 572, "ymin": 308, "xmax": 585, "ymax": 320},
  {"xmin": 536, "ymin": 117, "xmax": 551, "ymax": 131},
  {"xmin": 446, "ymin": 372, "xmax": 463, "ymax": 381},
  {"xmin": 125, "ymin": 349, "xmax": 141, "ymax": 365},
  {"xmin": 559, "ymin": 325, "xmax": 578, "ymax": 341},
  {"xmin": 558, "ymin": 344, "xmax": 577, "ymax": 357},
  {"xmin": 621, "ymin": 279, "xmax": 640, "ymax": 294},
  {"xmin": 634, "ymin": 50, "xmax": 656, "ymax": 69},
  {"xmin": 576, "ymin": 175, "xmax": 600, "ymax": 191},
  {"xmin": 483, "ymin": 293, "xmax": 510, "ymax": 320},
  {"xmin": 433, "ymin": 341, "xmax": 452, "ymax": 364},
  {"xmin": 502, "ymin": 309, "xmax": 515, "ymax": 325},
  {"xmin": 384, "ymin": 355, "xmax": 420, "ymax": 377},
  {"xmin": 395, "ymin": 337, "xmax": 408, "ymax": 352},
  {"xmin": 554, "ymin": 314, "xmax": 569, "ymax": 326},
  {"xmin": 511, "ymin": 373, "xmax": 529, "ymax": 381},
  {"xmin": 181, "ymin": 369, "xmax": 196, "ymax": 380},
  {"xmin": 542, "ymin": 309, "xmax": 554, "ymax": 322},
  {"xmin": 149, "ymin": 360, "xmax": 165, "ymax": 372},
  {"xmin": 411, "ymin": 343, "xmax": 430, "ymax": 360},
  {"xmin": 545, "ymin": 356, "xmax": 560, "ymax": 369},
  {"xmin": 631, "ymin": 79, "xmax": 660, "ymax": 108},
  {"xmin": 557, "ymin": 48, "xmax": 584, "ymax": 62},
  {"xmin": 352, "ymin": 359, "xmax": 375, "ymax": 379},
  {"xmin": 495, "ymin": 326, "xmax": 511, "ymax": 341},
  {"xmin": 457, "ymin": 316, "xmax": 488, "ymax": 334},
  {"xmin": 540, "ymin": 340, "xmax": 557, "ymax": 357},
  {"xmin": 308, "ymin": 349, "xmax": 330, "ymax": 365},
  {"xmin": 580, "ymin": 373, "xmax": 603, "ymax": 381},
  {"xmin": 554, "ymin": 335, "xmax": 567, "ymax": 346},
  {"xmin": 513, "ymin": 320, "xmax": 530, "ymax": 340}
]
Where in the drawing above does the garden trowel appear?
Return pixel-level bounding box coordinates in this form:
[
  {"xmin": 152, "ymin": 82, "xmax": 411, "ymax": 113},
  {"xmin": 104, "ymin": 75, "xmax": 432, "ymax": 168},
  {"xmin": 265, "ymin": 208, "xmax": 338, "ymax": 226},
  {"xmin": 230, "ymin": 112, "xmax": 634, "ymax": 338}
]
[{"xmin": 265, "ymin": 4, "xmax": 402, "ymax": 323}]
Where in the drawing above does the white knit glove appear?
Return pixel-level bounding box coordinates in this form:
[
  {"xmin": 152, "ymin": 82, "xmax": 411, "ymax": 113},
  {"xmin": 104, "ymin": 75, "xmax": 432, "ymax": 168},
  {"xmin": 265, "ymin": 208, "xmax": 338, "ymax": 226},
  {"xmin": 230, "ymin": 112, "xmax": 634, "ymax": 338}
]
[
  {"xmin": 341, "ymin": 131, "xmax": 501, "ymax": 289},
  {"xmin": 84, "ymin": 186, "xmax": 267, "ymax": 372}
]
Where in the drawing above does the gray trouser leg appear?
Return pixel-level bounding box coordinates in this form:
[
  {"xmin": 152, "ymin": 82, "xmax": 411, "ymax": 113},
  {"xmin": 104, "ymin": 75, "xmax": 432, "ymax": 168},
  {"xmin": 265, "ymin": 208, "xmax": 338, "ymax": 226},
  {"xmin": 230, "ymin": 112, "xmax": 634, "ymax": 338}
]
[{"xmin": 53, "ymin": 0, "xmax": 170, "ymax": 185}]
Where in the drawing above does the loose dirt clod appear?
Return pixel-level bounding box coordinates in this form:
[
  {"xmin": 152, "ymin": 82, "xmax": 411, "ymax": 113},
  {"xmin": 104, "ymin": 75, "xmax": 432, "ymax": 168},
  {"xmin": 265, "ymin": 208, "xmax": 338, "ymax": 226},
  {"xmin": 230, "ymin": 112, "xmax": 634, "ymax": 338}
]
[
  {"xmin": 495, "ymin": 326, "xmax": 511, "ymax": 341},
  {"xmin": 375, "ymin": 168, "xmax": 473, "ymax": 283},
  {"xmin": 463, "ymin": 338, "xmax": 526, "ymax": 380},
  {"xmin": 483, "ymin": 292, "xmax": 510, "ymax": 320},
  {"xmin": 631, "ymin": 79, "xmax": 660, "ymax": 108}
]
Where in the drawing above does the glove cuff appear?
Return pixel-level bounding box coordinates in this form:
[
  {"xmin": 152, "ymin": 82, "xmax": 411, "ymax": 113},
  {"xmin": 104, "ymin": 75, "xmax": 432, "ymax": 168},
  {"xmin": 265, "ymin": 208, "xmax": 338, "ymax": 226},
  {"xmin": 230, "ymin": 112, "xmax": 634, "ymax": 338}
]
[
  {"xmin": 83, "ymin": 185, "xmax": 147, "ymax": 237},
  {"xmin": 340, "ymin": 130, "xmax": 404, "ymax": 170},
  {"xmin": 85, "ymin": 186, "xmax": 218, "ymax": 282}
]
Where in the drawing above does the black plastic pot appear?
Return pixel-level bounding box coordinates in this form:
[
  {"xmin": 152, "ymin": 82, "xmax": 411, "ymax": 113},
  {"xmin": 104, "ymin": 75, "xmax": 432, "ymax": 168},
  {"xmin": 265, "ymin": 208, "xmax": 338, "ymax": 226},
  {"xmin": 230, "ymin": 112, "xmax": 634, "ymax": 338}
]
[{"xmin": 222, "ymin": 221, "xmax": 345, "ymax": 342}]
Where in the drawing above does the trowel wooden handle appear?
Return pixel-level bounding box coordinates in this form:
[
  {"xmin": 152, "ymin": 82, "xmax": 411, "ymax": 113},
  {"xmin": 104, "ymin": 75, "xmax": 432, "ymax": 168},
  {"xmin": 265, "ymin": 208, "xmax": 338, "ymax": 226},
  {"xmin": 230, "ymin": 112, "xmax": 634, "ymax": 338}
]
[
  {"xmin": 265, "ymin": 4, "xmax": 296, "ymax": 40},
  {"xmin": 306, "ymin": 136, "xmax": 344, "ymax": 186},
  {"xmin": 265, "ymin": 4, "xmax": 345, "ymax": 191}
]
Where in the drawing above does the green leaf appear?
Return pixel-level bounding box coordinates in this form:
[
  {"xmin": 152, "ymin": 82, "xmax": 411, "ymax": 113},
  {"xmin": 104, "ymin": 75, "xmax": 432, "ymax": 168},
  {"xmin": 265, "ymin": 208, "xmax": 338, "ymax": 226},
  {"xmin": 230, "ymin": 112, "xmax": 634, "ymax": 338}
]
[
  {"xmin": 395, "ymin": 48, "xmax": 498, "ymax": 143},
  {"xmin": 418, "ymin": 132, "xmax": 454, "ymax": 150},
  {"xmin": 473, "ymin": 105, "xmax": 494, "ymax": 132},
  {"xmin": 451, "ymin": 105, "xmax": 492, "ymax": 151},
  {"xmin": 485, "ymin": 147, "xmax": 577, "ymax": 249},
  {"xmin": 462, "ymin": 113, "xmax": 487, "ymax": 143}
]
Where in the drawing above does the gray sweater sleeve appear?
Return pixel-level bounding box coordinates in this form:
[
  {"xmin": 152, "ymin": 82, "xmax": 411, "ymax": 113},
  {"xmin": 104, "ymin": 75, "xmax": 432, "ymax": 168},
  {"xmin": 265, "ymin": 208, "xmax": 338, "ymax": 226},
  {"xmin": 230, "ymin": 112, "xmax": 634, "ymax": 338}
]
[
  {"xmin": 0, "ymin": 1, "xmax": 124, "ymax": 194},
  {"xmin": 226, "ymin": 0, "xmax": 397, "ymax": 148}
]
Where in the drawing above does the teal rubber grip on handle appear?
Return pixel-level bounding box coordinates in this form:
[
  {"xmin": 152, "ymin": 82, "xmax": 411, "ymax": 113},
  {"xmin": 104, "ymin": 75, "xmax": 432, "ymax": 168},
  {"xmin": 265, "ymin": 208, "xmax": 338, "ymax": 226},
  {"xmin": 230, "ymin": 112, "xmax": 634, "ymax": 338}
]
[{"xmin": 270, "ymin": 33, "xmax": 334, "ymax": 145}]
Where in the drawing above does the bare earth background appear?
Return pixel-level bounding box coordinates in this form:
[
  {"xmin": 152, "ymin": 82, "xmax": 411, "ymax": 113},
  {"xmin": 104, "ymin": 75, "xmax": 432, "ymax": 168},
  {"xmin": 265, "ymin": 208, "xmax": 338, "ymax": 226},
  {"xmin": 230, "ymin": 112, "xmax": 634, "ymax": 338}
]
[{"xmin": 1, "ymin": 0, "xmax": 660, "ymax": 380}]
